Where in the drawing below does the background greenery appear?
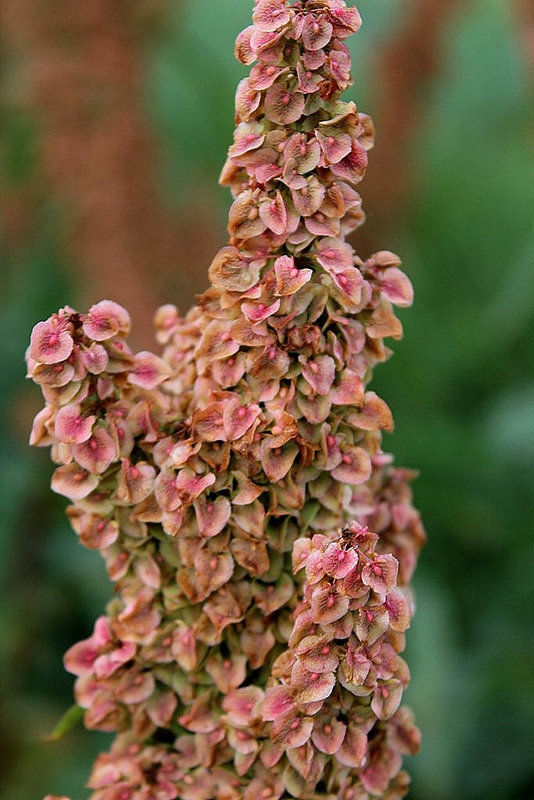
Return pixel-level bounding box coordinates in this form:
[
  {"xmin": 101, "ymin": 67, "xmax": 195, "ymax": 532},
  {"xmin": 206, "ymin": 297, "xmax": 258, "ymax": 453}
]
[{"xmin": 1, "ymin": 1, "xmax": 533, "ymax": 798}]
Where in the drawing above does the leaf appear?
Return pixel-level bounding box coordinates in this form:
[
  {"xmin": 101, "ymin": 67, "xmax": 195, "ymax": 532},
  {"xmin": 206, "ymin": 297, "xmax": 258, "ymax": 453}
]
[{"xmin": 44, "ymin": 703, "xmax": 84, "ymax": 742}]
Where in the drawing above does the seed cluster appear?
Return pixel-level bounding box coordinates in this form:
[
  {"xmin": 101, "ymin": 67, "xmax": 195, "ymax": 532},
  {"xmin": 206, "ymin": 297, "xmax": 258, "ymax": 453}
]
[{"xmin": 32, "ymin": 2, "xmax": 425, "ymax": 799}]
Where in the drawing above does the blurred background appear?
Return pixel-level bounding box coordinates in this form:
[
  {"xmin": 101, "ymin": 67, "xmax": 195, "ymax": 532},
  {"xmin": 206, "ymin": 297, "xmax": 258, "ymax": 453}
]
[{"xmin": 1, "ymin": 0, "xmax": 534, "ymax": 798}]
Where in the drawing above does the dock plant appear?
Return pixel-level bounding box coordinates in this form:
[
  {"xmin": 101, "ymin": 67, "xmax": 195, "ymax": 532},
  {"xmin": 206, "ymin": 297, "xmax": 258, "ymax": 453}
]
[{"xmin": 29, "ymin": 2, "xmax": 425, "ymax": 798}]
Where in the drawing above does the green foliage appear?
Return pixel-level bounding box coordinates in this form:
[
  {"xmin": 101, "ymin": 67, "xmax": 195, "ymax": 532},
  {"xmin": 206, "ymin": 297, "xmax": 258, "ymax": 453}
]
[{"xmin": 45, "ymin": 704, "xmax": 84, "ymax": 742}]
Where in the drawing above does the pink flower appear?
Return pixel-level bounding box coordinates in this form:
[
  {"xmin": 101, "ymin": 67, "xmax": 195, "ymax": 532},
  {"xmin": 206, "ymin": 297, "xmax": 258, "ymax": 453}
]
[
  {"xmin": 296, "ymin": 635, "xmax": 339, "ymax": 673},
  {"xmin": 302, "ymin": 14, "xmax": 333, "ymax": 51},
  {"xmin": 250, "ymin": 26, "xmax": 286, "ymax": 55},
  {"xmin": 94, "ymin": 642, "xmax": 137, "ymax": 679},
  {"xmin": 127, "ymin": 351, "xmax": 171, "ymax": 389},
  {"xmin": 241, "ymin": 298, "xmax": 281, "ymax": 323},
  {"xmin": 310, "ymin": 581, "xmax": 350, "ymax": 625},
  {"xmin": 134, "ymin": 551, "xmax": 161, "ymax": 590},
  {"xmin": 206, "ymin": 652, "xmax": 247, "ymax": 694},
  {"xmin": 371, "ymin": 680, "xmax": 404, "ymax": 721},
  {"xmin": 252, "ymin": 0, "xmax": 291, "ymax": 33},
  {"xmin": 361, "ymin": 553, "xmax": 399, "ymax": 595},
  {"xmin": 228, "ymin": 191, "xmax": 267, "ymax": 242},
  {"xmin": 253, "ymin": 573, "xmax": 294, "ymax": 615},
  {"xmin": 29, "ymin": 405, "xmax": 54, "ymax": 447},
  {"xmin": 376, "ymin": 267, "xmax": 414, "ymax": 307},
  {"xmin": 284, "ymin": 133, "xmax": 321, "ymax": 174},
  {"xmin": 316, "ymin": 127, "xmax": 353, "ymax": 165},
  {"xmin": 384, "ymin": 588, "xmax": 412, "ymax": 632},
  {"xmin": 300, "ymin": 355, "xmax": 336, "ymax": 396},
  {"xmin": 259, "ymin": 191, "xmax": 287, "ymax": 235},
  {"xmin": 81, "ymin": 343, "xmax": 109, "ymax": 374},
  {"xmin": 30, "ymin": 316, "xmax": 73, "ymax": 365},
  {"xmin": 311, "ymin": 714, "xmax": 347, "ymax": 755},
  {"xmin": 72, "ymin": 426, "xmax": 118, "ymax": 474},
  {"xmin": 51, "ymin": 464, "xmax": 99, "ymax": 500},
  {"xmin": 222, "ymin": 685, "xmax": 264, "ymax": 726},
  {"xmin": 354, "ymin": 605, "xmax": 390, "ymax": 645},
  {"xmin": 336, "ymin": 723, "xmax": 368, "ymax": 768},
  {"xmin": 32, "ymin": 361, "xmax": 75, "ymax": 387},
  {"xmin": 193, "ymin": 495, "xmax": 231, "ymax": 538},
  {"xmin": 316, "ymin": 236, "xmax": 355, "ymax": 273},
  {"xmin": 296, "ymin": 61, "xmax": 320, "ymax": 94},
  {"xmin": 322, "ymin": 541, "xmax": 359, "ymax": 579},
  {"xmin": 330, "ymin": 369, "xmax": 364, "ymax": 406},
  {"xmin": 155, "ymin": 468, "xmax": 215, "ymax": 512},
  {"xmin": 331, "ymin": 445, "xmax": 372, "ymax": 485},
  {"xmin": 305, "ymin": 549, "xmax": 326, "ymax": 584},
  {"xmin": 261, "ymin": 440, "xmax": 299, "ymax": 481},
  {"xmin": 114, "ymin": 588, "xmax": 161, "ymax": 644},
  {"xmin": 330, "ymin": 139, "xmax": 368, "ymax": 184},
  {"xmin": 114, "ymin": 459, "xmax": 155, "ymax": 505},
  {"xmin": 291, "ymin": 175, "xmax": 326, "ymax": 217},
  {"xmin": 235, "ymin": 25, "xmax": 256, "ymax": 65},
  {"xmin": 68, "ymin": 510, "xmax": 119, "ymax": 550},
  {"xmin": 286, "ymin": 740, "xmax": 325, "ymax": 784},
  {"xmin": 262, "ymin": 685, "xmax": 296, "ymax": 721},
  {"xmin": 328, "ymin": 4, "xmax": 362, "ymax": 38},
  {"xmin": 244, "ymin": 768, "xmax": 284, "ymax": 800},
  {"xmin": 171, "ymin": 624, "xmax": 197, "ymax": 671},
  {"xmin": 82, "ymin": 300, "xmax": 131, "ymax": 341},
  {"xmin": 54, "ymin": 404, "xmax": 96, "ymax": 444},
  {"xmin": 64, "ymin": 639, "xmax": 100, "ymax": 677},
  {"xmin": 249, "ymin": 62, "xmax": 287, "ymax": 91},
  {"xmin": 208, "ymin": 246, "xmax": 261, "ymax": 293},
  {"xmin": 349, "ymin": 391, "xmax": 394, "ymax": 433},
  {"xmin": 116, "ymin": 668, "xmax": 155, "ymax": 705},
  {"xmin": 329, "ymin": 266, "xmax": 367, "ymax": 312},
  {"xmin": 264, "ymin": 81, "xmax": 306, "ymax": 125},
  {"xmin": 270, "ymin": 710, "xmax": 313, "ymax": 749}
]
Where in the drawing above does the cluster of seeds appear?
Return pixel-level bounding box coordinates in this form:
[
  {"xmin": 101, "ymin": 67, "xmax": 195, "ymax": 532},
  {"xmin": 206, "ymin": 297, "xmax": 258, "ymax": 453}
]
[
  {"xmin": 33, "ymin": 2, "xmax": 425, "ymax": 799},
  {"xmin": 265, "ymin": 523, "xmax": 420, "ymax": 797}
]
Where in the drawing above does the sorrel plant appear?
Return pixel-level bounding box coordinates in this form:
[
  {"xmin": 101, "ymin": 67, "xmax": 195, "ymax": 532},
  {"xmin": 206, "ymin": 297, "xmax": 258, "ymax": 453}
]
[{"xmin": 28, "ymin": 2, "xmax": 425, "ymax": 798}]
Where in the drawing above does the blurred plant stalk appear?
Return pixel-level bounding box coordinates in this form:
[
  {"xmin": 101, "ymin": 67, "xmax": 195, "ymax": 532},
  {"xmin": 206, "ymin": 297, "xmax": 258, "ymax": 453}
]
[
  {"xmin": 358, "ymin": 0, "xmax": 463, "ymax": 252},
  {"xmin": 515, "ymin": 0, "xmax": 534, "ymax": 90},
  {"xmin": 2, "ymin": 0, "xmax": 219, "ymax": 347}
]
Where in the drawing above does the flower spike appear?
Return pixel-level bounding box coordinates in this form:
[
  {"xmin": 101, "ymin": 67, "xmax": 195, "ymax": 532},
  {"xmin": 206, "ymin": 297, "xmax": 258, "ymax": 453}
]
[{"xmin": 28, "ymin": 2, "xmax": 424, "ymax": 798}]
